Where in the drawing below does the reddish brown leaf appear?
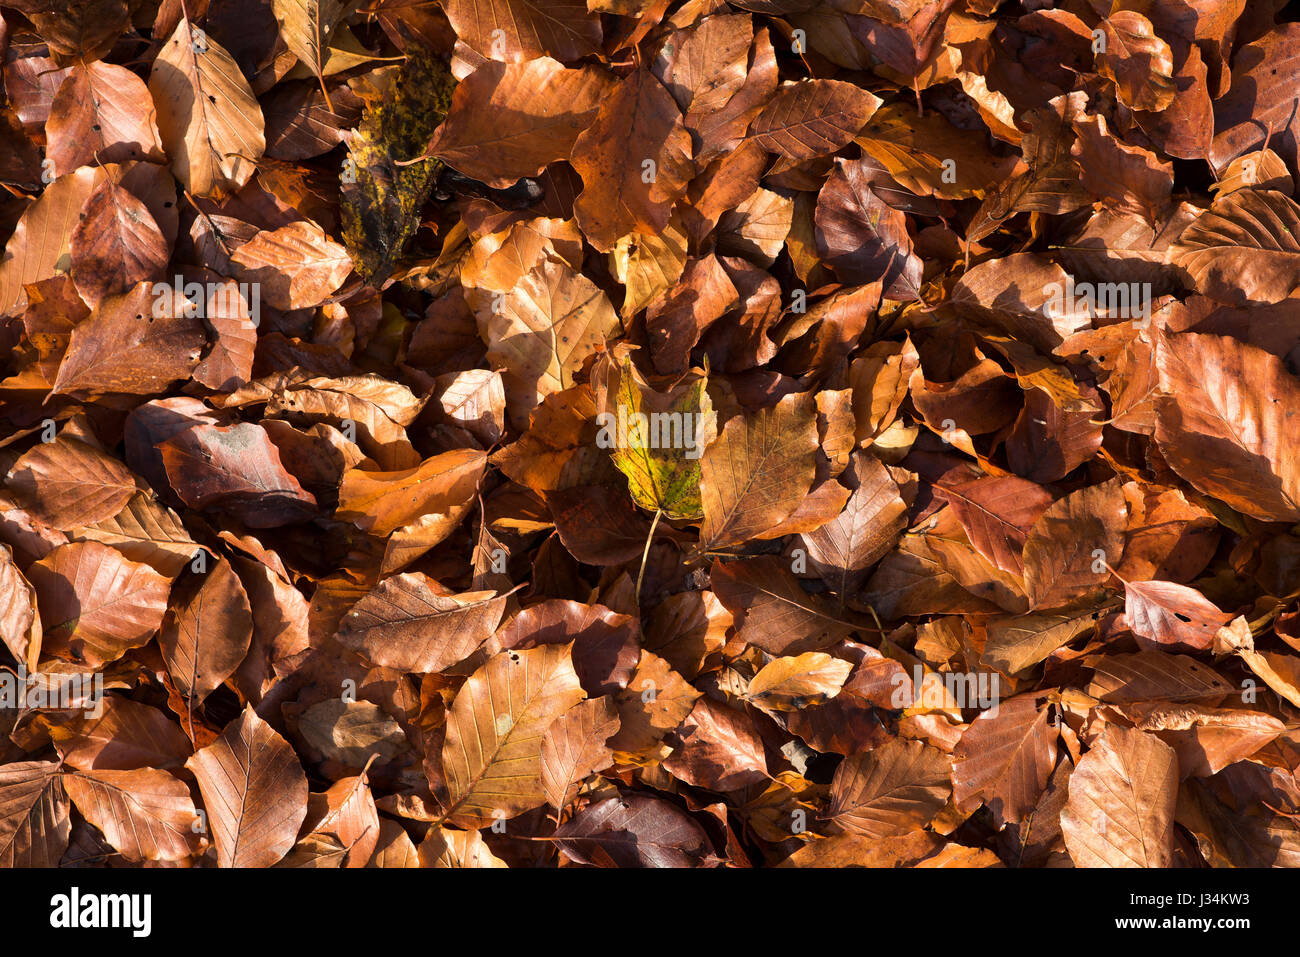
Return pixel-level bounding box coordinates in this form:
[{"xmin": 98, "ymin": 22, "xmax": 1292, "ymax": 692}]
[
  {"xmin": 159, "ymin": 559, "xmax": 254, "ymax": 711},
  {"xmin": 27, "ymin": 541, "xmax": 171, "ymax": 667},
  {"xmin": 750, "ymin": 79, "xmax": 881, "ymax": 161},
  {"xmin": 554, "ymin": 794, "xmax": 710, "ymax": 868},
  {"xmin": 0, "ymin": 761, "xmax": 70, "ymax": 867},
  {"xmin": 570, "ymin": 68, "xmax": 694, "ymax": 253},
  {"xmin": 336, "ymin": 573, "xmax": 507, "ymax": 673},
  {"xmin": 828, "ymin": 739, "xmax": 952, "ymax": 838}
]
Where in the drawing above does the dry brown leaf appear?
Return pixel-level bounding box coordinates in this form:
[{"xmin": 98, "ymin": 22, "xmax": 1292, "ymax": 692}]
[
  {"xmin": 540, "ymin": 695, "xmax": 619, "ymax": 810},
  {"xmin": 336, "ymin": 573, "xmax": 507, "ymax": 673},
  {"xmin": 149, "ymin": 18, "xmax": 265, "ymax": 199},
  {"xmin": 951, "ymin": 694, "xmax": 1056, "ymax": 827},
  {"xmin": 828, "ymin": 738, "xmax": 952, "ymax": 838},
  {"xmin": 1060, "ymin": 725, "xmax": 1178, "ymax": 867},
  {"xmin": 440, "ymin": 643, "xmax": 585, "ymax": 827},
  {"xmin": 159, "ymin": 558, "xmax": 254, "ymax": 712},
  {"xmin": 28, "ymin": 541, "xmax": 171, "ymax": 667},
  {"xmin": 746, "ymin": 652, "xmax": 854, "ymax": 713},
  {"xmin": 699, "ymin": 393, "xmax": 819, "ymax": 548},
  {"xmin": 186, "ymin": 706, "xmax": 309, "ymax": 868},
  {"xmin": 62, "ymin": 767, "xmax": 200, "ymax": 862}
]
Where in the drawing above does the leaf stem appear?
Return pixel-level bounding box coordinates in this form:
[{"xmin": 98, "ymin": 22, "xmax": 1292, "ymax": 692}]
[
  {"xmin": 635, "ymin": 508, "xmax": 663, "ymax": 607},
  {"xmin": 318, "ymin": 74, "xmax": 335, "ymax": 114}
]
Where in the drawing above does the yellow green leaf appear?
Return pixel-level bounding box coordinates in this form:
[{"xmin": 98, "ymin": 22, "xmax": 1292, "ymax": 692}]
[{"xmin": 603, "ymin": 356, "xmax": 716, "ymax": 521}]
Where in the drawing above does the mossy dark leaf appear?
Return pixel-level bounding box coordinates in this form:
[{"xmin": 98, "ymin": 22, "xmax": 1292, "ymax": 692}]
[{"xmin": 340, "ymin": 53, "xmax": 455, "ymax": 285}]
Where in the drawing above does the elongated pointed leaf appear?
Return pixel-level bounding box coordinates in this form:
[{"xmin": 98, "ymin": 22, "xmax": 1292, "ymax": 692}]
[
  {"xmin": 149, "ymin": 18, "xmax": 265, "ymax": 199},
  {"xmin": 540, "ymin": 695, "xmax": 619, "ymax": 810},
  {"xmin": 271, "ymin": 0, "xmax": 345, "ymax": 96},
  {"xmin": 0, "ymin": 545, "xmax": 41, "ymax": 672},
  {"xmin": 186, "ymin": 706, "xmax": 308, "ymax": 868},
  {"xmin": 604, "ymin": 356, "xmax": 715, "ymax": 520},
  {"xmin": 159, "ymin": 558, "xmax": 254, "ymax": 710}
]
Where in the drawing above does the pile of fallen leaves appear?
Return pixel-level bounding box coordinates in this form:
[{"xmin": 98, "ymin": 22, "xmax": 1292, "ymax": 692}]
[{"xmin": 1, "ymin": 0, "xmax": 1299, "ymax": 870}]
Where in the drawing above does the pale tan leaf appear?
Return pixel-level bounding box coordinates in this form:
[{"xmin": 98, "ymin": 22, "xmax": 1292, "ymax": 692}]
[
  {"xmin": 270, "ymin": 0, "xmax": 345, "ymax": 91},
  {"xmin": 473, "ymin": 256, "xmax": 619, "ymax": 429},
  {"xmin": 746, "ymin": 652, "xmax": 854, "ymax": 713},
  {"xmin": 1060, "ymin": 725, "xmax": 1177, "ymax": 867},
  {"xmin": 0, "ymin": 167, "xmax": 97, "ymax": 316},
  {"xmin": 71, "ymin": 493, "xmax": 197, "ymax": 577},
  {"xmin": 298, "ymin": 699, "xmax": 407, "ymax": 767},
  {"xmin": 149, "ymin": 18, "xmax": 265, "ymax": 199},
  {"xmin": 418, "ymin": 826, "xmax": 509, "ymax": 868},
  {"xmin": 229, "ymin": 221, "xmax": 352, "ymax": 310}
]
